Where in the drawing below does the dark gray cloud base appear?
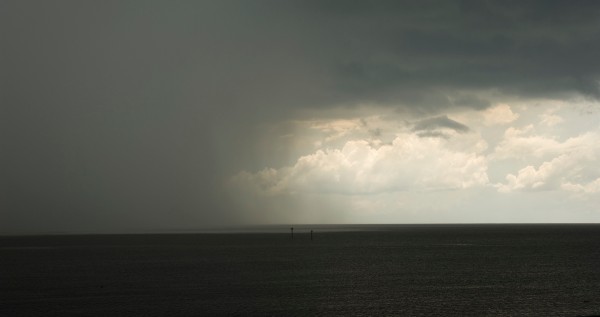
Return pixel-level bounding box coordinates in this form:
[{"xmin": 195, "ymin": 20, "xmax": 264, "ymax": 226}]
[
  {"xmin": 2, "ymin": 1, "xmax": 600, "ymax": 233},
  {"xmin": 413, "ymin": 115, "xmax": 470, "ymax": 138}
]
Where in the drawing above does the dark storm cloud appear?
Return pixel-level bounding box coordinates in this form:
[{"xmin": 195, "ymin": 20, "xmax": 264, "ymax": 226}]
[
  {"xmin": 311, "ymin": 0, "xmax": 600, "ymax": 108},
  {"xmin": 414, "ymin": 116, "xmax": 470, "ymax": 135},
  {"xmin": 3, "ymin": 1, "xmax": 600, "ymax": 233}
]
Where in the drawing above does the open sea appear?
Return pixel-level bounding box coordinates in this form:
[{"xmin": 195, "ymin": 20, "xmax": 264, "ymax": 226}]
[{"xmin": 2, "ymin": 224, "xmax": 600, "ymax": 316}]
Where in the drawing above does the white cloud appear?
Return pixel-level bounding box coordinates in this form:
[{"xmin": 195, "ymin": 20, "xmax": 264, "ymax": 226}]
[
  {"xmin": 496, "ymin": 132, "xmax": 600, "ymax": 193},
  {"xmin": 497, "ymin": 155, "xmax": 576, "ymax": 192},
  {"xmin": 483, "ymin": 103, "xmax": 519, "ymax": 126},
  {"xmin": 540, "ymin": 113, "xmax": 564, "ymax": 127},
  {"xmin": 536, "ymin": 104, "xmax": 565, "ymax": 127},
  {"xmin": 492, "ymin": 125, "xmax": 596, "ymax": 161},
  {"xmin": 492, "ymin": 125, "xmax": 561, "ymax": 160},
  {"xmin": 233, "ymin": 133, "xmax": 489, "ymax": 195},
  {"xmin": 232, "ymin": 103, "xmax": 600, "ymax": 223},
  {"xmin": 562, "ymin": 178, "xmax": 600, "ymax": 194}
]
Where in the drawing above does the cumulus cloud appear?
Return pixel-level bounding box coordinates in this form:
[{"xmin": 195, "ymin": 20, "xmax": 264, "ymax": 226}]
[
  {"xmin": 483, "ymin": 104, "xmax": 519, "ymax": 126},
  {"xmin": 496, "ymin": 132, "xmax": 600, "ymax": 192},
  {"xmin": 562, "ymin": 178, "xmax": 600, "ymax": 194},
  {"xmin": 491, "ymin": 125, "xmax": 593, "ymax": 161},
  {"xmin": 234, "ymin": 133, "xmax": 489, "ymax": 195},
  {"xmin": 231, "ymin": 102, "xmax": 600, "ymax": 224},
  {"xmin": 498, "ymin": 155, "xmax": 578, "ymax": 192},
  {"xmin": 539, "ymin": 108, "xmax": 564, "ymax": 126}
]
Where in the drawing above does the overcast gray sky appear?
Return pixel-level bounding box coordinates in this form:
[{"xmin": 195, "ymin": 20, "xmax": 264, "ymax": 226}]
[{"xmin": 3, "ymin": 1, "xmax": 600, "ymax": 234}]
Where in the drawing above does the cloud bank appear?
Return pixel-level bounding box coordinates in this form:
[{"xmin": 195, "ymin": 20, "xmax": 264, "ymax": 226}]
[
  {"xmin": 235, "ymin": 133, "xmax": 488, "ymax": 195},
  {"xmin": 3, "ymin": 1, "xmax": 600, "ymax": 232},
  {"xmin": 233, "ymin": 102, "xmax": 600, "ymax": 223}
]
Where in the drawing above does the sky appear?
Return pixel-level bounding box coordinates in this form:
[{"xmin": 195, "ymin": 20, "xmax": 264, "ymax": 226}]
[{"xmin": 3, "ymin": 1, "xmax": 600, "ymax": 234}]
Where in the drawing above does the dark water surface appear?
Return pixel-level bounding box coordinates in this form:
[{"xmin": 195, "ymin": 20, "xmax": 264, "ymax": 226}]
[{"xmin": 2, "ymin": 224, "xmax": 600, "ymax": 316}]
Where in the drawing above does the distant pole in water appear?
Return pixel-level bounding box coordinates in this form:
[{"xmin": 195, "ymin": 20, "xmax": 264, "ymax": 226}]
[
  {"xmin": 310, "ymin": 230, "xmax": 313, "ymax": 241},
  {"xmin": 290, "ymin": 227, "xmax": 294, "ymax": 239}
]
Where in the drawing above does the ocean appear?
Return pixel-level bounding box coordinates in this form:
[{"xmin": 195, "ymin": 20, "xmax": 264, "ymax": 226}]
[{"xmin": 2, "ymin": 224, "xmax": 600, "ymax": 316}]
